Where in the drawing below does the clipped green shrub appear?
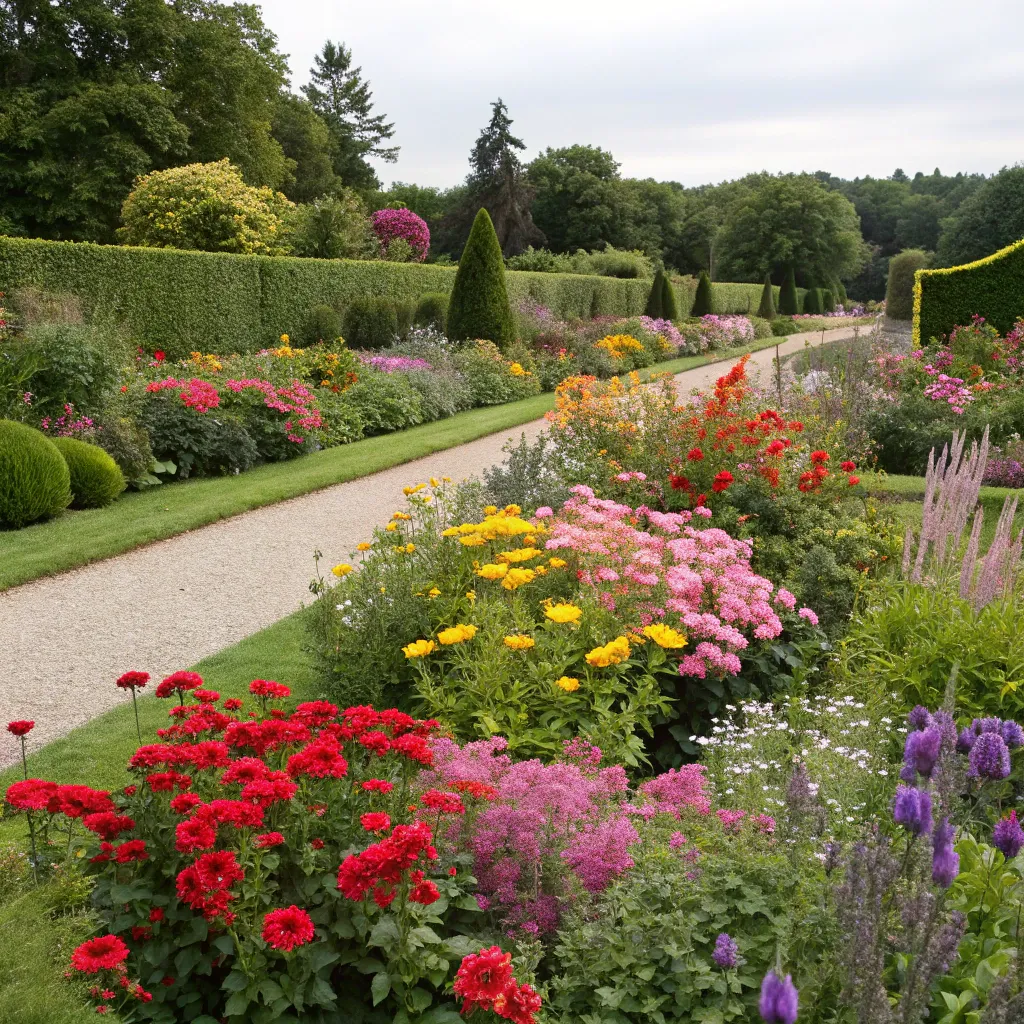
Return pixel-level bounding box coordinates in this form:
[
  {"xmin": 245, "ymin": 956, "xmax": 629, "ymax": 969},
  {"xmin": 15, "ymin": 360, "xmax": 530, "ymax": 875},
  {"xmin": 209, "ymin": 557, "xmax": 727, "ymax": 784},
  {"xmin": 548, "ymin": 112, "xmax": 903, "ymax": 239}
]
[
  {"xmin": 802, "ymin": 286, "xmax": 823, "ymax": 315},
  {"xmin": 50, "ymin": 437, "xmax": 126, "ymax": 508},
  {"xmin": 660, "ymin": 274, "xmax": 679, "ymax": 320},
  {"xmin": 300, "ymin": 304, "xmax": 343, "ymax": 345},
  {"xmin": 343, "ymin": 297, "xmax": 399, "ymax": 350},
  {"xmin": 395, "ymin": 299, "xmax": 416, "ymax": 339},
  {"xmin": 771, "ymin": 318, "xmax": 802, "ymax": 337},
  {"xmin": 447, "ymin": 209, "xmax": 516, "ymax": 347},
  {"xmin": 885, "ymin": 248, "xmax": 930, "ymax": 322},
  {"xmin": 645, "ymin": 269, "xmax": 665, "ymax": 318},
  {"xmin": 778, "ymin": 266, "xmax": 799, "ymax": 315},
  {"xmin": 821, "ymin": 288, "xmax": 834, "ymax": 312},
  {"xmin": 414, "ymin": 292, "xmax": 449, "ymax": 332},
  {"xmin": 757, "ymin": 273, "xmax": 776, "ymax": 318},
  {"xmin": 835, "ymin": 279, "xmax": 848, "ymax": 304},
  {"xmin": 690, "ymin": 271, "xmax": 714, "ymax": 317},
  {"xmin": 0, "ymin": 420, "xmax": 72, "ymax": 528}
]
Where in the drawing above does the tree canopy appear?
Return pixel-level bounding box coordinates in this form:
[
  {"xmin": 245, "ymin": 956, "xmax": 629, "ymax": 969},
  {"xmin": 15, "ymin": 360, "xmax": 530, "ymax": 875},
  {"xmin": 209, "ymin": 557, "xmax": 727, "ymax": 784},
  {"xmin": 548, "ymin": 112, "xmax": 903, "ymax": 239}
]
[{"xmin": 936, "ymin": 165, "xmax": 1024, "ymax": 266}]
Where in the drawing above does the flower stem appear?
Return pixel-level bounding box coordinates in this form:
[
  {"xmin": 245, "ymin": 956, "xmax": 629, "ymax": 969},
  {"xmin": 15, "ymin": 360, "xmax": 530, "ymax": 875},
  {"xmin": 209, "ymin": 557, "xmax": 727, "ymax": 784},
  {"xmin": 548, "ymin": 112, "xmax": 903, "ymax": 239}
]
[
  {"xmin": 131, "ymin": 688, "xmax": 142, "ymax": 745},
  {"xmin": 19, "ymin": 736, "xmax": 27, "ymax": 780}
]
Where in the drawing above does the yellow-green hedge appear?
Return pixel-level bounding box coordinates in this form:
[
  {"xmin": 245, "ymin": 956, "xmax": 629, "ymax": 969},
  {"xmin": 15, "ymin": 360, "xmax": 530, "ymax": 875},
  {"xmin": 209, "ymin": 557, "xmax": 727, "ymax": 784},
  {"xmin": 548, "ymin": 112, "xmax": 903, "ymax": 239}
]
[
  {"xmin": 0, "ymin": 236, "xmax": 652, "ymax": 357},
  {"xmin": 913, "ymin": 237, "xmax": 1024, "ymax": 346}
]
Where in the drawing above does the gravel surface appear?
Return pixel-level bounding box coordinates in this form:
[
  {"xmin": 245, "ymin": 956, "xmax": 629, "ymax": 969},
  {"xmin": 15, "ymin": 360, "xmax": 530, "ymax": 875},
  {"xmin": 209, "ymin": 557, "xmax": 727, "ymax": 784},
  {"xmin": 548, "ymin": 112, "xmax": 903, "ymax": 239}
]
[{"xmin": 0, "ymin": 326, "xmax": 867, "ymax": 764}]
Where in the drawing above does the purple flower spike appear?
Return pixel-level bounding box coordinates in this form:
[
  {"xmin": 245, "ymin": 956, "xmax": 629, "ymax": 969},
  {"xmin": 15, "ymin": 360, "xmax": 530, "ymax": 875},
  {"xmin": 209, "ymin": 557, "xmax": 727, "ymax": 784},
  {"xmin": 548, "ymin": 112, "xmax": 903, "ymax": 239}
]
[
  {"xmin": 957, "ymin": 726, "xmax": 976, "ymax": 754},
  {"xmin": 759, "ymin": 970, "xmax": 799, "ymax": 1024},
  {"xmin": 904, "ymin": 727, "xmax": 942, "ymax": 778},
  {"xmin": 930, "ymin": 710, "xmax": 958, "ymax": 750},
  {"xmin": 1001, "ymin": 720, "xmax": 1024, "ymax": 750},
  {"xmin": 712, "ymin": 933, "xmax": 738, "ymax": 969},
  {"xmin": 907, "ymin": 705, "xmax": 932, "ymax": 730},
  {"xmin": 893, "ymin": 785, "xmax": 933, "ymax": 836},
  {"xmin": 932, "ymin": 818, "xmax": 959, "ymax": 888},
  {"xmin": 969, "ymin": 732, "xmax": 1011, "ymax": 780},
  {"xmin": 994, "ymin": 811, "xmax": 1024, "ymax": 859}
]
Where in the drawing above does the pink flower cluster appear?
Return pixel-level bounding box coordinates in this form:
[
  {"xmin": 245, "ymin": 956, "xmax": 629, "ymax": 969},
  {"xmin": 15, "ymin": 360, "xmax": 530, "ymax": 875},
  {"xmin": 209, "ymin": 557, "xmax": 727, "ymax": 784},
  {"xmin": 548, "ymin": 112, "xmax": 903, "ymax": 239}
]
[
  {"xmin": 371, "ymin": 208, "xmax": 430, "ymax": 262},
  {"xmin": 145, "ymin": 378, "xmax": 220, "ymax": 413},
  {"xmin": 638, "ymin": 316, "xmax": 683, "ymax": 350},
  {"xmin": 358, "ymin": 354, "xmax": 432, "ymax": 373},
  {"xmin": 923, "ymin": 374, "xmax": 974, "ymax": 415},
  {"xmin": 39, "ymin": 403, "xmax": 95, "ymax": 438},
  {"xmin": 224, "ymin": 379, "xmax": 323, "ymax": 443},
  {"xmin": 545, "ymin": 486, "xmax": 799, "ymax": 678}
]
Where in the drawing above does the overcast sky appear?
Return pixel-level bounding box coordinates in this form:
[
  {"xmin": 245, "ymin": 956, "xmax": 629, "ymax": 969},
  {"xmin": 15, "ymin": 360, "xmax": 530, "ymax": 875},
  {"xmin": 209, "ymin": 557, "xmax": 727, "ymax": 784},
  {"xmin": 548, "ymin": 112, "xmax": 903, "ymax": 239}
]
[{"xmin": 258, "ymin": 0, "xmax": 1024, "ymax": 190}]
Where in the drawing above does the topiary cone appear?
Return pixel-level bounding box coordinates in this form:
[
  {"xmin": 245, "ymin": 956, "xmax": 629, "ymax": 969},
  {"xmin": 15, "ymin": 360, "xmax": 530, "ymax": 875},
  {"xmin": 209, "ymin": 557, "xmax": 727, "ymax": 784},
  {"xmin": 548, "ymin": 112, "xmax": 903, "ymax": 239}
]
[
  {"xmin": 691, "ymin": 271, "xmax": 714, "ymax": 317},
  {"xmin": 645, "ymin": 269, "xmax": 665, "ymax": 318},
  {"xmin": 661, "ymin": 274, "xmax": 679, "ymax": 320},
  {"xmin": 778, "ymin": 266, "xmax": 799, "ymax": 315},
  {"xmin": 803, "ymin": 286, "xmax": 823, "ymax": 315},
  {"xmin": 447, "ymin": 208, "xmax": 516, "ymax": 348},
  {"xmin": 757, "ymin": 273, "xmax": 776, "ymax": 318}
]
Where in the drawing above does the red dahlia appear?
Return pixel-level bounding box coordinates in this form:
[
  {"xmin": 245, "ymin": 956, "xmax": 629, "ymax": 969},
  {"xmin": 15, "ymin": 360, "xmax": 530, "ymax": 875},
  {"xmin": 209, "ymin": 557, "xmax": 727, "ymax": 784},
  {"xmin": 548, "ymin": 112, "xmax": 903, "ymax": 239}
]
[
  {"xmin": 5, "ymin": 778, "xmax": 58, "ymax": 811},
  {"xmin": 360, "ymin": 812, "xmax": 391, "ymax": 832},
  {"xmin": 6, "ymin": 720, "xmax": 34, "ymax": 737},
  {"xmin": 453, "ymin": 946, "xmax": 514, "ymax": 1012},
  {"xmin": 262, "ymin": 906, "xmax": 315, "ymax": 951},
  {"xmin": 70, "ymin": 935, "xmax": 129, "ymax": 974},
  {"xmin": 115, "ymin": 671, "xmax": 149, "ymax": 691}
]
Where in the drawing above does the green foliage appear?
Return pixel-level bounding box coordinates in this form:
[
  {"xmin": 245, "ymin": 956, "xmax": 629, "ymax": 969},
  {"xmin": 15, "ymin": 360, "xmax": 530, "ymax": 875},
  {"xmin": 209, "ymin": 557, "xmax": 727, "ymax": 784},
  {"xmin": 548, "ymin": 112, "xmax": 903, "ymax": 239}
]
[
  {"xmin": 50, "ymin": 437, "xmax": 126, "ymax": 509},
  {"xmin": 299, "ymin": 304, "xmax": 343, "ymax": 346},
  {"xmin": 645, "ymin": 269, "xmax": 665, "ymax": 317},
  {"xmin": 453, "ymin": 341, "xmax": 542, "ymax": 406},
  {"xmin": 778, "ymin": 266, "xmax": 799, "ymax": 315},
  {"xmin": 282, "ymin": 192, "xmax": 373, "ymax": 259},
  {"xmin": 117, "ymin": 159, "xmax": 294, "ymax": 255},
  {"xmin": 771, "ymin": 318, "xmax": 803, "ymax": 336},
  {"xmin": 757, "ymin": 273, "xmax": 776, "ymax": 318},
  {"xmin": 885, "ymin": 249, "xmax": 929, "ymax": 321},
  {"xmin": 0, "ymin": 420, "xmax": 72, "ymax": 528},
  {"xmin": 342, "ymin": 296, "xmax": 399, "ymax": 350},
  {"xmin": 802, "ymin": 287, "xmax": 822, "ymax": 315},
  {"xmin": 95, "ymin": 416, "xmax": 154, "ymax": 485},
  {"xmin": 342, "ymin": 369, "xmax": 424, "ymax": 435},
  {"xmin": 821, "ymin": 288, "xmax": 834, "ymax": 312},
  {"xmin": 917, "ymin": 238, "xmax": 1024, "ymax": 344},
  {"xmin": 691, "ymin": 271, "xmax": 714, "ymax": 317},
  {"xmin": 660, "ymin": 273, "xmax": 679, "ymax": 319},
  {"xmin": 414, "ymin": 292, "xmax": 449, "ymax": 333},
  {"xmin": 937, "ymin": 165, "xmax": 1024, "ymax": 267},
  {"xmin": 447, "ymin": 209, "xmax": 516, "ymax": 347},
  {"xmin": 270, "ymin": 94, "xmax": 342, "ymax": 204},
  {"xmin": 836, "ymin": 279, "xmax": 849, "ymax": 304}
]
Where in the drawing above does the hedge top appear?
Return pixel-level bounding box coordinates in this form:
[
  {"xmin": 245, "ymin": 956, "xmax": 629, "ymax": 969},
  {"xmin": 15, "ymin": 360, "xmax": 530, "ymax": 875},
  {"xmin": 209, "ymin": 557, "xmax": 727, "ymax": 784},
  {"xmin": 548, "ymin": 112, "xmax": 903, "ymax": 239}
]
[{"xmin": 913, "ymin": 236, "xmax": 1024, "ymax": 346}]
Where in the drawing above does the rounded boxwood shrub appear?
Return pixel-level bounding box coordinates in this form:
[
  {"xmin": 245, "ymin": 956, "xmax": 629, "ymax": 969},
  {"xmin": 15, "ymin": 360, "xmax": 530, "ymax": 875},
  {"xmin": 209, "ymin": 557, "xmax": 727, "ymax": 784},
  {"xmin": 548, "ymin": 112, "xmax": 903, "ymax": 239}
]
[
  {"xmin": 343, "ymin": 297, "xmax": 399, "ymax": 350},
  {"xmin": 50, "ymin": 436, "xmax": 127, "ymax": 508},
  {"xmin": 414, "ymin": 292, "xmax": 449, "ymax": 333},
  {"xmin": 447, "ymin": 208, "xmax": 516, "ymax": 348},
  {"xmin": 886, "ymin": 248, "xmax": 930, "ymax": 321},
  {"xmin": 0, "ymin": 420, "xmax": 72, "ymax": 528},
  {"xmin": 300, "ymin": 305, "xmax": 343, "ymax": 345}
]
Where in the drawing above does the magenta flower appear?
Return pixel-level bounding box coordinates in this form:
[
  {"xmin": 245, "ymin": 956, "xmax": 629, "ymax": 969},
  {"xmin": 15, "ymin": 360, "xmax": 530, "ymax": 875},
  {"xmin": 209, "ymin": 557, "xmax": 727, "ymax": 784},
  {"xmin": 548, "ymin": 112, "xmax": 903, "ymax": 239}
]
[{"xmin": 371, "ymin": 208, "xmax": 430, "ymax": 261}]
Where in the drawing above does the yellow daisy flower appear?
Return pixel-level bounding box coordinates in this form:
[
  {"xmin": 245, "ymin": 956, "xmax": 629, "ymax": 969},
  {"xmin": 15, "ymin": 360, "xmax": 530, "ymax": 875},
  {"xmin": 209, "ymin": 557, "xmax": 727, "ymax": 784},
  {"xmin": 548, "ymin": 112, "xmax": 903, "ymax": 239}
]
[
  {"xmin": 503, "ymin": 634, "xmax": 536, "ymax": 651},
  {"xmin": 501, "ymin": 567, "xmax": 536, "ymax": 591},
  {"xmin": 476, "ymin": 563, "xmax": 509, "ymax": 580},
  {"xmin": 642, "ymin": 624, "xmax": 688, "ymax": 649},
  {"xmin": 544, "ymin": 603, "xmax": 583, "ymax": 624},
  {"xmin": 585, "ymin": 636, "xmax": 632, "ymax": 667},
  {"xmin": 403, "ymin": 639, "xmax": 436, "ymax": 659},
  {"xmin": 331, "ymin": 563, "xmax": 354, "ymax": 578},
  {"xmin": 437, "ymin": 624, "xmax": 478, "ymax": 645}
]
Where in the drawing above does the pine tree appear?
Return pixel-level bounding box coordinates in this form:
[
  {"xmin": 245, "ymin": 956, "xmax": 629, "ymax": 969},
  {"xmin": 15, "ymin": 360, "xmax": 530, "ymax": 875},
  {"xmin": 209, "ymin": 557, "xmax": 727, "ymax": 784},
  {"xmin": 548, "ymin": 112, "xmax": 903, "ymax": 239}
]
[
  {"xmin": 757, "ymin": 273, "xmax": 776, "ymax": 318},
  {"xmin": 447, "ymin": 208, "xmax": 515, "ymax": 347},
  {"xmin": 661, "ymin": 274, "xmax": 679, "ymax": 320},
  {"xmin": 645, "ymin": 269, "xmax": 665, "ymax": 318},
  {"xmin": 778, "ymin": 266, "xmax": 799, "ymax": 315},
  {"xmin": 302, "ymin": 41, "xmax": 398, "ymax": 190},
  {"xmin": 691, "ymin": 271, "xmax": 714, "ymax": 317}
]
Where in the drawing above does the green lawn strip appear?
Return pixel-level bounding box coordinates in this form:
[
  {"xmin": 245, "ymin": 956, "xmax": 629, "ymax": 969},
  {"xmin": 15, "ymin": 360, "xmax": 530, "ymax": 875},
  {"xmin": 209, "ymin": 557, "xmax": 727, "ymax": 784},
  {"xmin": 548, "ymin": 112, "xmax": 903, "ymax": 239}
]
[{"xmin": 0, "ymin": 333, "xmax": 802, "ymax": 593}]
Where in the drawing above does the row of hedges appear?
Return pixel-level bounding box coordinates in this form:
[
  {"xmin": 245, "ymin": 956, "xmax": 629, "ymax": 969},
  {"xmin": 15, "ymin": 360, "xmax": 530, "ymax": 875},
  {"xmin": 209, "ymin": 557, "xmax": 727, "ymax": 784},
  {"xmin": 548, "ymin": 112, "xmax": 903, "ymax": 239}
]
[
  {"xmin": 914, "ymin": 237, "xmax": 1024, "ymax": 345},
  {"xmin": 0, "ymin": 236, "xmax": 649, "ymax": 358},
  {"xmin": 669, "ymin": 276, "xmax": 807, "ymax": 316}
]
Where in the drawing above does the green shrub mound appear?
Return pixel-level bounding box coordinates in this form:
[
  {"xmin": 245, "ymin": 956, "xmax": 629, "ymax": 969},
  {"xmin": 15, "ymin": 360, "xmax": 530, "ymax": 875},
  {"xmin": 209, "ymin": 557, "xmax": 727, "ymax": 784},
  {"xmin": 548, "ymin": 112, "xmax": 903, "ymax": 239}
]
[
  {"xmin": 757, "ymin": 274, "xmax": 776, "ymax": 318},
  {"xmin": 802, "ymin": 286, "xmax": 822, "ymax": 315},
  {"xmin": 300, "ymin": 304, "xmax": 342, "ymax": 345},
  {"xmin": 660, "ymin": 273, "xmax": 679, "ymax": 320},
  {"xmin": 821, "ymin": 288, "xmax": 834, "ymax": 312},
  {"xmin": 778, "ymin": 266, "xmax": 799, "ymax": 315},
  {"xmin": 447, "ymin": 209, "xmax": 515, "ymax": 347},
  {"xmin": 50, "ymin": 437, "xmax": 126, "ymax": 509},
  {"xmin": 885, "ymin": 248, "xmax": 929, "ymax": 321},
  {"xmin": 835, "ymin": 278, "xmax": 848, "ymax": 304},
  {"xmin": 645, "ymin": 269, "xmax": 666, "ymax": 318},
  {"xmin": 414, "ymin": 292, "xmax": 449, "ymax": 332},
  {"xmin": 343, "ymin": 297, "xmax": 399, "ymax": 350},
  {"xmin": 690, "ymin": 271, "xmax": 714, "ymax": 317},
  {"xmin": 0, "ymin": 420, "xmax": 72, "ymax": 528}
]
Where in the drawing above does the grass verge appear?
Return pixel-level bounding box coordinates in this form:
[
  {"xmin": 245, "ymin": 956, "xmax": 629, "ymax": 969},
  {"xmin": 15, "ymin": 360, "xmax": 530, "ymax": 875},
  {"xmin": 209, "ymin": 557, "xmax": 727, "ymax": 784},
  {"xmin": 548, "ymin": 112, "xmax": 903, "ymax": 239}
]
[{"xmin": 0, "ymin": 334, "xmax": 793, "ymax": 593}]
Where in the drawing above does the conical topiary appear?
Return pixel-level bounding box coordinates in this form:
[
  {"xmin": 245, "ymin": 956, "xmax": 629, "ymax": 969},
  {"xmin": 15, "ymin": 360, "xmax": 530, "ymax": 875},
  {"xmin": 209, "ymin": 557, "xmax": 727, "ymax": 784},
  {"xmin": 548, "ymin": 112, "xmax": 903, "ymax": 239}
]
[
  {"xmin": 757, "ymin": 273, "xmax": 776, "ymax": 318},
  {"xmin": 691, "ymin": 271, "xmax": 714, "ymax": 317},
  {"xmin": 821, "ymin": 288, "xmax": 835, "ymax": 313},
  {"xmin": 447, "ymin": 208, "xmax": 516, "ymax": 347},
  {"xmin": 835, "ymin": 279, "xmax": 848, "ymax": 305},
  {"xmin": 645, "ymin": 269, "xmax": 665, "ymax": 318},
  {"xmin": 661, "ymin": 274, "xmax": 679, "ymax": 320},
  {"xmin": 803, "ymin": 286, "xmax": 822, "ymax": 315},
  {"xmin": 778, "ymin": 266, "xmax": 799, "ymax": 315}
]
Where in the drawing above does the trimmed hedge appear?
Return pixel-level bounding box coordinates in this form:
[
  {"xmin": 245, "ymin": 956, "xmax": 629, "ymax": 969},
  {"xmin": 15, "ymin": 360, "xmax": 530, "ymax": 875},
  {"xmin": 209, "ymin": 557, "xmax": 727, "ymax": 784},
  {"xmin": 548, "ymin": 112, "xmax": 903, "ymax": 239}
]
[
  {"xmin": 0, "ymin": 236, "xmax": 649, "ymax": 358},
  {"xmin": 885, "ymin": 249, "xmax": 929, "ymax": 322},
  {"xmin": 914, "ymin": 238, "xmax": 1024, "ymax": 345}
]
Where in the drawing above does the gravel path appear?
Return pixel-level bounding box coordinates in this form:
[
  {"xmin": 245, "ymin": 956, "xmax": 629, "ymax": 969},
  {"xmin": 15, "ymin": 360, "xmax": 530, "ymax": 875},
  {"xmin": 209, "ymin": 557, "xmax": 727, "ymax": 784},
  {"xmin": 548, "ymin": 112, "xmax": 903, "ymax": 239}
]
[{"xmin": 0, "ymin": 325, "xmax": 868, "ymax": 763}]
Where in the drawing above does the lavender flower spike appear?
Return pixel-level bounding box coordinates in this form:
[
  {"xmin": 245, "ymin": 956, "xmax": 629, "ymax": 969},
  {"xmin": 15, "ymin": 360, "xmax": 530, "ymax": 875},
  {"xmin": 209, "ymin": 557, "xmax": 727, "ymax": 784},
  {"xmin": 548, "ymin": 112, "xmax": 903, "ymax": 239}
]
[
  {"xmin": 893, "ymin": 785, "xmax": 933, "ymax": 836},
  {"xmin": 904, "ymin": 727, "xmax": 942, "ymax": 778},
  {"xmin": 759, "ymin": 970, "xmax": 799, "ymax": 1024},
  {"xmin": 712, "ymin": 933, "xmax": 738, "ymax": 969},
  {"xmin": 993, "ymin": 810, "xmax": 1024, "ymax": 859},
  {"xmin": 932, "ymin": 818, "xmax": 959, "ymax": 888},
  {"xmin": 969, "ymin": 732, "xmax": 1011, "ymax": 780}
]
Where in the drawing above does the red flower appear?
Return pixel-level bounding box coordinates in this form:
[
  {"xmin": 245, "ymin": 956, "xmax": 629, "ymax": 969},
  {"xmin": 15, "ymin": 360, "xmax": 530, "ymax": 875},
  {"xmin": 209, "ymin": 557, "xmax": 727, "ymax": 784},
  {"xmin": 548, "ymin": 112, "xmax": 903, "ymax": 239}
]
[
  {"xmin": 240, "ymin": 774, "xmax": 298, "ymax": 808},
  {"xmin": 360, "ymin": 812, "xmax": 391, "ymax": 832},
  {"xmin": 130, "ymin": 925, "xmax": 152, "ymax": 941},
  {"xmin": 357, "ymin": 730, "xmax": 391, "ymax": 756},
  {"xmin": 220, "ymin": 757, "xmax": 268, "ymax": 785},
  {"xmin": 262, "ymin": 906, "xmax": 315, "ymax": 951},
  {"xmin": 840, "ymin": 461, "xmax": 856, "ymax": 472},
  {"xmin": 153, "ymin": 351, "xmax": 165, "ymax": 362},
  {"xmin": 254, "ymin": 831, "xmax": 285, "ymax": 848},
  {"xmin": 292, "ymin": 700, "xmax": 338, "ymax": 726},
  {"xmin": 453, "ymin": 946, "xmax": 514, "ymax": 1013},
  {"xmin": 56, "ymin": 785, "xmax": 114, "ymax": 818},
  {"xmin": 175, "ymin": 816, "xmax": 217, "ymax": 853},
  {"xmin": 6, "ymin": 720, "xmax": 34, "ymax": 737},
  {"xmin": 765, "ymin": 439, "xmax": 786, "ymax": 457},
  {"xmin": 668, "ymin": 473, "xmax": 691, "ymax": 492},
  {"xmin": 686, "ymin": 447, "xmax": 704, "ymax": 462},
  {"xmin": 146, "ymin": 771, "xmax": 192, "ymax": 793},
  {"xmin": 155, "ymin": 671, "xmax": 203, "ymax": 699},
  {"xmin": 337, "ymin": 822, "xmax": 436, "ymax": 900},
  {"xmin": 287, "ymin": 736, "xmax": 348, "ymax": 779},
  {"xmin": 452, "ymin": 780, "xmax": 499, "ymax": 801},
  {"xmin": 114, "ymin": 839, "xmax": 149, "ymax": 863},
  {"xmin": 448, "ymin": 866, "xmax": 458, "ymax": 876},
  {"xmin": 310, "ymin": 838, "xmax": 324, "ymax": 850},
  {"xmin": 175, "ymin": 740, "xmax": 231, "ymax": 771},
  {"xmin": 362, "ymin": 779, "xmax": 394, "ymax": 794},
  {"xmin": 71, "ymin": 935, "xmax": 129, "ymax": 974},
  {"xmin": 421, "ymin": 790, "xmax": 465, "ymax": 815},
  {"xmin": 128, "ymin": 744, "xmax": 180, "ymax": 769},
  {"xmin": 848, "ymin": 475, "xmax": 860, "ymax": 486},
  {"xmin": 390, "ymin": 732, "xmax": 433, "ymax": 766},
  {"xmin": 192, "ymin": 689, "xmax": 220, "ymax": 704},
  {"xmin": 148, "ymin": 908, "xmax": 165, "ymax": 923},
  {"xmin": 115, "ymin": 672, "xmax": 149, "ymax": 691},
  {"xmin": 223, "ymin": 698, "xmax": 243, "ymax": 711},
  {"xmin": 169, "ymin": 793, "xmax": 202, "ymax": 815},
  {"xmin": 5, "ymin": 778, "xmax": 58, "ymax": 811},
  {"xmin": 810, "ymin": 450, "xmax": 829, "ymax": 465},
  {"xmin": 194, "ymin": 849, "xmax": 244, "ymax": 891},
  {"xmin": 249, "ymin": 679, "xmax": 291, "ymax": 699},
  {"xmin": 82, "ymin": 812, "xmax": 135, "ymax": 840},
  {"xmin": 124, "ymin": 785, "xmax": 137, "ymax": 796},
  {"xmin": 494, "ymin": 981, "xmax": 543, "ymax": 1024},
  {"xmin": 409, "ymin": 878, "xmax": 440, "ymax": 905},
  {"xmin": 90, "ymin": 842, "xmax": 114, "ymax": 863},
  {"xmin": 711, "ymin": 470, "xmax": 734, "ymax": 494}
]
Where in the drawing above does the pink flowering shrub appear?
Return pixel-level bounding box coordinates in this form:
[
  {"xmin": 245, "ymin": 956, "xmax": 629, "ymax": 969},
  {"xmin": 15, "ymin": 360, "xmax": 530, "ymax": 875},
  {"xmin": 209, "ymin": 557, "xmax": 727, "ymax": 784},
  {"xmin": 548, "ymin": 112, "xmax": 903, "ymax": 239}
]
[
  {"xmin": 371, "ymin": 208, "xmax": 430, "ymax": 262},
  {"xmin": 39, "ymin": 402, "xmax": 97, "ymax": 439},
  {"xmin": 678, "ymin": 315, "xmax": 754, "ymax": 354}
]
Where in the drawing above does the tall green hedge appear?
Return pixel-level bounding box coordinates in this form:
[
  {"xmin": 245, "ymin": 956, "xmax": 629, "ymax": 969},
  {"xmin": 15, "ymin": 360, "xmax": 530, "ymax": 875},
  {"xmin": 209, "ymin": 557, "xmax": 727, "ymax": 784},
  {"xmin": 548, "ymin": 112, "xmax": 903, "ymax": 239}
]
[
  {"xmin": 885, "ymin": 249, "xmax": 929, "ymax": 321},
  {"xmin": 914, "ymin": 238, "xmax": 1024, "ymax": 345},
  {"xmin": 0, "ymin": 236, "xmax": 649, "ymax": 358}
]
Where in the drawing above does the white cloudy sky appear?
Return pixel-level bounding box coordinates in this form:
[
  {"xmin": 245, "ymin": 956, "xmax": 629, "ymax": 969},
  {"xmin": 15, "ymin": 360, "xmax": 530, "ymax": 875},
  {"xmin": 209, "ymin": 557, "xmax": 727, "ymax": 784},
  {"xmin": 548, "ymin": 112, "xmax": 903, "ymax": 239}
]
[{"xmin": 258, "ymin": 0, "xmax": 1024, "ymax": 189}]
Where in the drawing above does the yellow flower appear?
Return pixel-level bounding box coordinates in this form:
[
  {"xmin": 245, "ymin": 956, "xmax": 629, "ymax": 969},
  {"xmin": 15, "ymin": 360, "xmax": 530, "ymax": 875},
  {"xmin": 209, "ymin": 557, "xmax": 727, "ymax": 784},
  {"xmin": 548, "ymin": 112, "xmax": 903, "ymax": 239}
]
[
  {"xmin": 509, "ymin": 362, "xmax": 530, "ymax": 377},
  {"xmin": 392, "ymin": 511, "xmax": 411, "ymax": 521},
  {"xmin": 430, "ymin": 477, "xmax": 440, "ymax": 487},
  {"xmin": 437, "ymin": 623, "xmax": 478, "ymax": 645},
  {"xmin": 533, "ymin": 566, "xmax": 548, "ymax": 576},
  {"xmin": 422, "ymin": 495, "xmax": 432, "ymax": 503},
  {"xmin": 548, "ymin": 557, "xmax": 567, "ymax": 568},
  {"xmin": 501, "ymin": 567, "xmax": 536, "ymax": 591},
  {"xmin": 459, "ymin": 536, "xmax": 486, "ymax": 547},
  {"xmin": 555, "ymin": 676, "xmax": 581, "ymax": 692},
  {"xmin": 280, "ymin": 334, "xmax": 289, "ymax": 343},
  {"xmin": 503, "ymin": 634, "xmax": 536, "ymax": 651},
  {"xmin": 505, "ymin": 504, "xmax": 522, "ymax": 515},
  {"xmin": 331, "ymin": 563, "xmax": 354, "ymax": 578},
  {"xmin": 497, "ymin": 547, "xmax": 542, "ymax": 564},
  {"xmin": 466, "ymin": 590, "xmax": 476, "ymax": 602},
  {"xmin": 385, "ymin": 522, "xmax": 398, "ymax": 532},
  {"xmin": 403, "ymin": 639, "xmax": 436, "ymax": 659},
  {"xmin": 357, "ymin": 542, "xmax": 372, "ymax": 551},
  {"xmin": 642, "ymin": 624, "xmax": 688, "ymax": 649},
  {"xmin": 476, "ymin": 563, "xmax": 509, "ymax": 580},
  {"xmin": 405, "ymin": 543, "xmax": 416, "ymax": 554},
  {"xmin": 403, "ymin": 483, "xmax": 426, "ymax": 496},
  {"xmin": 545, "ymin": 603, "xmax": 583, "ymax": 624},
  {"xmin": 484, "ymin": 505, "xmax": 498, "ymax": 515},
  {"xmin": 442, "ymin": 526, "xmax": 461, "ymax": 537},
  {"xmin": 585, "ymin": 636, "xmax": 632, "ymax": 667}
]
